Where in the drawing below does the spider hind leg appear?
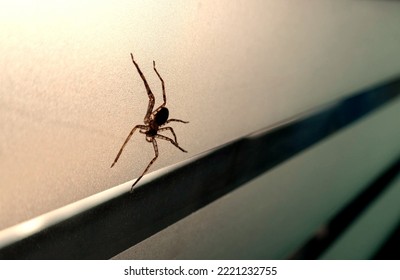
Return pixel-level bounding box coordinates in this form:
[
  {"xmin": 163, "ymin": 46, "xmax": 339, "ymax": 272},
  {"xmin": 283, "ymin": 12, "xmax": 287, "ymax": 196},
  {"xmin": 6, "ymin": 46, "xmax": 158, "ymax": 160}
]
[
  {"xmin": 153, "ymin": 60, "xmax": 167, "ymax": 108},
  {"xmin": 130, "ymin": 53, "xmax": 155, "ymax": 124}
]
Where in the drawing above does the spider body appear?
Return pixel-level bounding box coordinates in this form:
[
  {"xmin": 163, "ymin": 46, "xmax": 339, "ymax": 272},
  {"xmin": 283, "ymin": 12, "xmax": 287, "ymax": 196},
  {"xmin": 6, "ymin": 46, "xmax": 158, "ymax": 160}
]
[
  {"xmin": 111, "ymin": 54, "xmax": 188, "ymax": 192},
  {"xmin": 154, "ymin": 107, "xmax": 169, "ymax": 126},
  {"xmin": 145, "ymin": 108, "xmax": 169, "ymax": 139}
]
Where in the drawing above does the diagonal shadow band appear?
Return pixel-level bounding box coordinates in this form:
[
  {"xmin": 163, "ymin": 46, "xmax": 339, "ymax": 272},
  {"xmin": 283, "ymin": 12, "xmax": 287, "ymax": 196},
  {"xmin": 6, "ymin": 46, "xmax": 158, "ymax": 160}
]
[{"xmin": 0, "ymin": 76, "xmax": 399, "ymax": 259}]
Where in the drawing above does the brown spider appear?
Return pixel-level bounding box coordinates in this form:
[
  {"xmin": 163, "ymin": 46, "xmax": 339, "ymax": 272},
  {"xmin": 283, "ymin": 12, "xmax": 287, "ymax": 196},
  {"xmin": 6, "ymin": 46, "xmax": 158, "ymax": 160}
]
[{"xmin": 111, "ymin": 53, "xmax": 188, "ymax": 192}]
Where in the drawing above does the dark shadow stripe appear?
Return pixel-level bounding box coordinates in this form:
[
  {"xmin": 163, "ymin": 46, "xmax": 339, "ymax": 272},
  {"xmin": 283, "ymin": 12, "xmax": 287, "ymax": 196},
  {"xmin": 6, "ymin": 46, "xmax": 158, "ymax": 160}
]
[
  {"xmin": 289, "ymin": 156, "xmax": 400, "ymax": 260},
  {"xmin": 373, "ymin": 219, "xmax": 400, "ymax": 259},
  {"xmin": 0, "ymin": 77, "xmax": 400, "ymax": 259}
]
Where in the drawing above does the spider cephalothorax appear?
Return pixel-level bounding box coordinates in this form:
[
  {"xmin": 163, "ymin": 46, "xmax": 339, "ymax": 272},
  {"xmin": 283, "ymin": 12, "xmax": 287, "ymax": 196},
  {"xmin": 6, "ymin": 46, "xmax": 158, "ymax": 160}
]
[{"xmin": 111, "ymin": 54, "xmax": 188, "ymax": 192}]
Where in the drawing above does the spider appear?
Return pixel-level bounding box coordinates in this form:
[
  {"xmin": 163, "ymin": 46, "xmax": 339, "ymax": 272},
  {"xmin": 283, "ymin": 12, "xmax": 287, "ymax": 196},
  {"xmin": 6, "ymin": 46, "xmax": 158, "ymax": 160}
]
[{"xmin": 111, "ymin": 53, "xmax": 188, "ymax": 192}]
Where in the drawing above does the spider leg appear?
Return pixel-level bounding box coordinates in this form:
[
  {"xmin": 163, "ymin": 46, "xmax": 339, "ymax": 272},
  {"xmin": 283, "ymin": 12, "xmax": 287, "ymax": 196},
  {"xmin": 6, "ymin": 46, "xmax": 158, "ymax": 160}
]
[
  {"xmin": 165, "ymin": 118, "xmax": 189, "ymax": 124},
  {"xmin": 155, "ymin": 134, "xmax": 187, "ymax": 153},
  {"xmin": 110, "ymin": 124, "xmax": 147, "ymax": 168},
  {"xmin": 130, "ymin": 139, "xmax": 158, "ymax": 192},
  {"xmin": 153, "ymin": 60, "xmax": 166, "ymax": 109},
  {"xmin": 130, "ymin": 53, "xmax": 155, "ymax": 124},
  {"xmin": 158, "ymin": 127, "xmax": 178, "ymax": 143}
]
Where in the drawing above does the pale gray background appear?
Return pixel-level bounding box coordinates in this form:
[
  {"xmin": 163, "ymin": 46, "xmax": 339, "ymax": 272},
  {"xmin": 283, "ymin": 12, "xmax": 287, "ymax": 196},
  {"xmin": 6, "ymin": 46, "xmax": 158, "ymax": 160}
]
[
  {"xmin": 1, "ymin": 1, "xmax": 400, "ymax": 258},
  {"xmin": 114, "ymin": 99, "xmax": 400, "ymax": 259}
]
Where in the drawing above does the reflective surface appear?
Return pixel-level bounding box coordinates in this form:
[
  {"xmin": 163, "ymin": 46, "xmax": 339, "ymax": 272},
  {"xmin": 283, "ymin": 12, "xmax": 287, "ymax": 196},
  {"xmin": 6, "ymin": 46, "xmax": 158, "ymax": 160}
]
[
  {"xmin": 1, "ymin": 0, "xmax": 400, "ymax": 230},
  {"xmin": 1, "ymin": 80, "xmax": 399, "ymax": 259}
]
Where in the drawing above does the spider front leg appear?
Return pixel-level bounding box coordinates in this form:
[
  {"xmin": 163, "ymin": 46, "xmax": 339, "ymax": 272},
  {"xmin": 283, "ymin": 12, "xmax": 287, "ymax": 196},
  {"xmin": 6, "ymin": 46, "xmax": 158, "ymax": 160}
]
[
  {"xmin": 130, "ymin": 53, "xmax": 155, "ymax": 124},
  {"xmin": 110, "ymin": 124, "xmax": 147, "ymax": 168},
  {"xmin": 155, "ymin": 134, "xmax": 187, "ymax": 153},
  {"xmin": 158, "ymin": 127, "xmax": 179, "ymax": 143},
  {"xmin": 130, "ymin": 139, "xmax": 159, "ymax": 192}
]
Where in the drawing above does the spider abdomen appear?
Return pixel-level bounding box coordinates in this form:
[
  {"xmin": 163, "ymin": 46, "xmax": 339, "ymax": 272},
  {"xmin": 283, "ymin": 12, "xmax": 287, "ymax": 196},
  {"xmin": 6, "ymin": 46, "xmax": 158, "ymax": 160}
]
[{"xmin": 155, "ymin": 107, "xmax": 169, "ymax": 125}]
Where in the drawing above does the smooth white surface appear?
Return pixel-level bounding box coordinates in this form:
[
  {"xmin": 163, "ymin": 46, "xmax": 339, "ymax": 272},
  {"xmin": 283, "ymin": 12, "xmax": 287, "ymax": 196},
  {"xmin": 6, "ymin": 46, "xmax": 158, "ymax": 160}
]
[
  {"xmin": 113, "ymin": 99, "xmax": 400, "ymax": 259},
  {"xmin": 1, "ymin": 1, "xmax": 400, "ymax": 230}
]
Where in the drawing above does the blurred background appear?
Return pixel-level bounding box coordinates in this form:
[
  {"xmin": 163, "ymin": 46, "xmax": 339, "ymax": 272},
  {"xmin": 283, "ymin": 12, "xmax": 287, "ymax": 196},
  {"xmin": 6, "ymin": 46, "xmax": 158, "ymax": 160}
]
[{"xmin": 0, "ymin": 0, "xmax": 400, "ymax": 259}]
